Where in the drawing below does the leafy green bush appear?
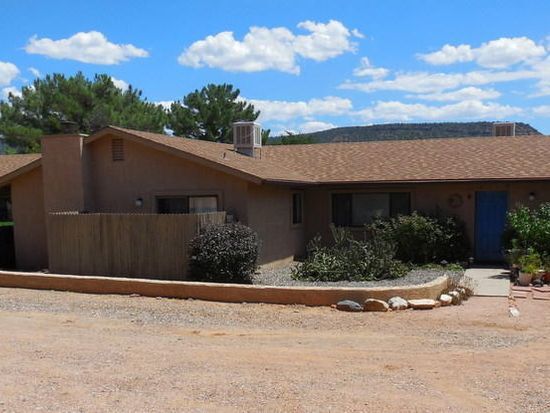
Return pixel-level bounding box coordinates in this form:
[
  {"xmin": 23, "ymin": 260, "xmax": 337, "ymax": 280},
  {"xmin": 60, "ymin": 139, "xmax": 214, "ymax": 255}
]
[
  {"xmin": 189, "ymin": 223, "xmax": 260, "ymax": 284},
  {"xmin": 503, "ymin": 203, "xmax": 550, "ymax": 256},
  {"xmin": 370, "ymin": 212, "xmax": 470, "ymax": 265},
  {"xmin": 292, "ymin": 225, "xmax": 407, "ymax": 282}
]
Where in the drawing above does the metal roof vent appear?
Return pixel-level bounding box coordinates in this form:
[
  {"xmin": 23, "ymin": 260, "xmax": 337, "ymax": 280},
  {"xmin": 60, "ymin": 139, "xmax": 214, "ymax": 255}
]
[
  {"xmin": 233, "ymin": 121, "xmax": 261, "ymax": 157},
  {"xmin": 493, "ymin": 122, "xmax": 516, "ymax": 137}
]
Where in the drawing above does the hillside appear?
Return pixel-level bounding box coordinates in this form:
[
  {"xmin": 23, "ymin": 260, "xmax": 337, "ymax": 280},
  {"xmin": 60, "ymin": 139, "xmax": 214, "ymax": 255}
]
[{"xmin": 270, "ymin": 122, "xmax": 541, "ymax": 144}]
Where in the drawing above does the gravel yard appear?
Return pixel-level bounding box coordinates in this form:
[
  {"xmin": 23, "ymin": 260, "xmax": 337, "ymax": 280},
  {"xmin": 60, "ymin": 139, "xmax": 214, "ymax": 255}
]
[
  {"xmin": 0, "ymin": 287, "xmax": 549, "ymax": 412},
  {"xmin": 253, "ymin": 263, "xmax": 461, "ymax": 287}
]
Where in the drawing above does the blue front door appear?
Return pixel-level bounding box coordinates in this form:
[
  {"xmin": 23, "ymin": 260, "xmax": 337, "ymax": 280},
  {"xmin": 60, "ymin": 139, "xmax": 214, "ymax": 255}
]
[{"xmin": 475, "ymin": 191, "xmax": 508, "ymax": 261}]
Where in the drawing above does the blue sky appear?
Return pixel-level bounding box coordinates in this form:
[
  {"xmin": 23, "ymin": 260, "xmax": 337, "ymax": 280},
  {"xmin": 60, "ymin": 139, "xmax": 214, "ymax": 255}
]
[{"xmin": 1, "ymin": 0, "xmax": 550, "ymax": 134}]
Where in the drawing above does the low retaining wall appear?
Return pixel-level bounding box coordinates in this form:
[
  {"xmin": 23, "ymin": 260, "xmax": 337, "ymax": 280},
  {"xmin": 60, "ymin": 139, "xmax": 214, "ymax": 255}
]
[{"xmin": 0, "ymin": 271, "xmax": 449, "ymax": 306}]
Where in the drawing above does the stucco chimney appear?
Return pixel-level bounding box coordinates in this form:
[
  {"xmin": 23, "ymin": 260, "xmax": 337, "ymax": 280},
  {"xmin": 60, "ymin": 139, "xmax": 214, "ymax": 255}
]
[
  {"xmin": 41, "ymin": 133, "xmax": 89, "ymax": 213},
  {"xmin": 233, "ymin": 121, "xmax": 262, "ymax": 157}
]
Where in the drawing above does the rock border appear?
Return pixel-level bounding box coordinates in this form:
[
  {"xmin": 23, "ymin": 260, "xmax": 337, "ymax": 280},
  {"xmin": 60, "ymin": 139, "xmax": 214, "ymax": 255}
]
[{"xmin": 0, "ymin": 270, "xmax": 449, "ymax": 307}]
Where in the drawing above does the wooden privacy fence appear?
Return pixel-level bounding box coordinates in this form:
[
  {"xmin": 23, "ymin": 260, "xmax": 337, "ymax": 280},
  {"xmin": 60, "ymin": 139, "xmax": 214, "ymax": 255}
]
[{"xmin": 47, "ymin": 212, "xmax": 226, "ymax": 280}]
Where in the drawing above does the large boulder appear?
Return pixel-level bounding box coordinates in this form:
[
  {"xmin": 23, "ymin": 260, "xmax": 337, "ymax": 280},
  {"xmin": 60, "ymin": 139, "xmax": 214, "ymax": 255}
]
[
  {"xmin": 336, "ymin": 300, "xmax": 363, "ymax": 312},
  {"xmin": 363, "ymin": 299, "xmax": 389, "ymax": 312},
  {"xmin": 408, "ymin": 299, "xmax": 438, "ymax": 310},
  {"xmin": 439, "ymin": 294, "xmax": 452, "ymax": 306},
  {"xmin": 388, "ymin": 296, "xmax": 408, "ymax": 310}
]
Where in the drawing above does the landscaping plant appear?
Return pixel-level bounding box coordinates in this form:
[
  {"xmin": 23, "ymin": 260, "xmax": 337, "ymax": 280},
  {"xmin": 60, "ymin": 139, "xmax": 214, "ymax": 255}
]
[
  {"xmin": 189, "ymin": 223, "xmax": 260, "ymax": 284},
  {"xmin": 292, "ymin": 224, "xmax": 407, "ymax": 282},
  {"xmin": 369, "ymin": 212, "xmax": 470, "ymax": 265},
  {"xmin": 503, "ymin": 202, "xmax": 550, "ymax": 257}
]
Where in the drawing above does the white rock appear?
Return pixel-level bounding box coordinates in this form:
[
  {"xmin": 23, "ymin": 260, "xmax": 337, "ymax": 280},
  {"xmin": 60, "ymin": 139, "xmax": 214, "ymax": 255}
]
[
  {"xmin": 388, "ymin": 296, "xmax": 408, "ymax": 310},
  {"xmin": 439, "ymin": 294, "xmax": 452, "ymax": 306},
  {"xmin": 408, "ymin": 299, "xmax": 438, "ymax": 310},
  {"xmin": 509, "ymin": 307, "xmax": 520, "ymax": 318},
  {"xmin": 363, "ymin": 298, "xmax": 389, "ymax": 312}
]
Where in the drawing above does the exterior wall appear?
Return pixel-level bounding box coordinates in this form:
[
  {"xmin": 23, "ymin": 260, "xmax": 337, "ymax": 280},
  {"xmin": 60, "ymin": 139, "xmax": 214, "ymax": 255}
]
[
  {"xmin": 86, "ymin": 136, "xmax": 249, "ymax": 219},
  {"xmin": 246, "ymin": 184, "xmax": 305, "ymax": 265},
  {"xmin": 304, "ymin": 181, "xmax": 550, "ymax": 255},
  {"xmin": 11, "ymin": 167, "xmax": 48, "ymax": 270}
]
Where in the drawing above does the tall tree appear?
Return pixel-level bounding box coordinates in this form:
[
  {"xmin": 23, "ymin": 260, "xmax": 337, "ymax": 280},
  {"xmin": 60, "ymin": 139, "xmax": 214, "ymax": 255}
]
[
  {"xmin": 168, "ymin": 84, "xmax": 259, "ymax": 143},
  {"xmin": 0, "ymin": 72, "xmax": 168, "ymax": 153}
]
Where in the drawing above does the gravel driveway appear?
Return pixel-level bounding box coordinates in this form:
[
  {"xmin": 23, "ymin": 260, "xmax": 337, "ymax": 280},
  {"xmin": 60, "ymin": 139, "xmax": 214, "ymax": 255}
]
[{"xmin": 0, "ymin": 287, "xmax": 548, "ymax": 412}]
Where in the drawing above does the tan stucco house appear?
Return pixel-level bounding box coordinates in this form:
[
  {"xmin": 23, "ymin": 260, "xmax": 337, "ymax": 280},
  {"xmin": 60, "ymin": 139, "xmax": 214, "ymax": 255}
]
[{"xmin": 1, "ymin": 124, "xmax": 550, "ymax": 272}]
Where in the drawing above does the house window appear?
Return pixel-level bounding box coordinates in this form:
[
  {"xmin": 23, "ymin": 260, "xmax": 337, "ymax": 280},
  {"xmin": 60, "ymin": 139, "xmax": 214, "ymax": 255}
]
[
  {"xmin": 112, "ymin": 138, "xmax": 124, "ymax": 161},
  {"xmin": 292, "ymin": 192, "xmax": 303, "ymax": 225},
  {"xmin": 332, "ymin": 192, "xmax": 410, "ymax": 227},
  {"xmin": 156, "ymin": 195, "xmax": 218, "ymax": 214}
]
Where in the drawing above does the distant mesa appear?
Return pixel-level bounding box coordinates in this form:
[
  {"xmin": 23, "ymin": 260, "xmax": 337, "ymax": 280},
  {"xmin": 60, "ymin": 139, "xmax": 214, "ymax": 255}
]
[{"xmin": 269, "ymin": 122, "xmax": 541, "ymax": 144}]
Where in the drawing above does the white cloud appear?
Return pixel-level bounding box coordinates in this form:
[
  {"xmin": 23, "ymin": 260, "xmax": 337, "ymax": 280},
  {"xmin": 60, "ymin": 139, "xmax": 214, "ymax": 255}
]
[
  {"xmin": 248, "ymin": 96, "xmax": 353, "ymax": 121},
  {"xmin": 411, "ymin": 87, "xmax": 501, "ymax": 102},
  {"xmin": 353, "ymin": 57, "xmax": 389, "ymax": 79},
  {"xmin": 351, "ymin": 29, "xmax": 365, "ymax": 39},
  {"xmin": 110, "ymin": 76, "xmax": 129, "ymax": 91},
  {"xmin": 1, "ymin": 86, "xmax": 21, "ymax": 100},
  {"xmin": 0, "ymin": 62, "xmax": 19, "ymax": 86},
  {"xmin": 533, "ymin": 105, "xmax": 550, "ymax": 116},
  {"xmin": 530, "ymin": 56, "xmax": 550, "ymax": 96},
  {"xmin": 356, "ymin": 100, "xmax": 523, "ymax": 122},
  {"xmin": 419, "ymin": 37, "xmax": 546, "ymax": 68},
  {"xmin": 178, "ymin": 20, "xmax": 360, "ymax": 74},
  {"xmin": 299, "ymin": 120, "xmax": 336, "ymax": 133},
  {"xmin": 340, "ymin": 69, "xmax": 539, "ymax": 94},
  {"xmin": 155, "ymin": 100, "xmax": 174, "ymax": 109},
  {"xmin": 25, "ymin": 31, "xmax": 149, "ymax": 65},
  {"xmin": 28, "ymin": 67, "xmax": 41, "ymax": 78}
]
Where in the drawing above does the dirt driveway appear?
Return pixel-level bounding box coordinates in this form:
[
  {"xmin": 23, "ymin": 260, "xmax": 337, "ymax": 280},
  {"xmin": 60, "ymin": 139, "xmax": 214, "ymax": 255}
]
[{"xmin": 0, "ymin": 287, "xmax": 548, "ymax": 413}]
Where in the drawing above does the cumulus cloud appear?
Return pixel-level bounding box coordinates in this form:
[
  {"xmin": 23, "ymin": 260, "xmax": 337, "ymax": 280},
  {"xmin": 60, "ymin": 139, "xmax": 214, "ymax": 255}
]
[
  {"xmin": 25, "ymin": 31, "xmax": 149, "ymax": 64},
  {"xmin": 340, "ymin": 69, "xmax": 539, "ymax": 94},
  {"xmin": 419, "ymin": 37, "xmax": 546, "ymax": 68},
  {"xmin": 532, "ymin": 105, "xmax": 550, "ymax": 116},
  {"xmin": 110, "ymin": 76, "xmax": 129, "ymax": 91},
  {"xmin": 1, "ymin": 86, "xmax": 22, "ymax": 100},
  {"xmin": 356, "ymin": 100, "xmax": 523, "ymax": 122},
  {"xmin": 0, "ymin": 61, "xmax": 19, "ymax": 86},
  {"xmin": 178, "ymin": 20, "xmax": 361, "ymax": 74},
  {"xmin": 299, "ymin": 120, "xmax": 336, "ymax": 133},
  {"xmin": 411, "ymin": 87, "xmax": 501, "ymax": 102},
  {"xmin": 353, "ymin": 57, "xmax": 389, "ymax": 79},
  {"xmin": 247, "ymin": 96, "xmax": 353, "ymax": 121}
]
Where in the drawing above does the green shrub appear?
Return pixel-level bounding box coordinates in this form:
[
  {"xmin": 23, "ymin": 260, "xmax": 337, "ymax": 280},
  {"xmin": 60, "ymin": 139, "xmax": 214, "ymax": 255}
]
[
  {"xmin": 189, "ymin": 223, "xmax": 260, "ymax": 284},
  {"xmin": 504, "ymin": 203, "xmax": 550, "ymax": 256},
  {"xmin": 292, "ymin": 225, "xmax": 407, "ymax": 282},
  {"xmin": 370, "ymin": 212, "xmax": 470, "ymax": 265}
]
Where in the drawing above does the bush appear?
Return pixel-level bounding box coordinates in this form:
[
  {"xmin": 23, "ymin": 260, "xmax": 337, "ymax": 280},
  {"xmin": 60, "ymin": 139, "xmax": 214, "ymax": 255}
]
[
  {"xmin": 189, "ymin": 223, "xmax": 260, "ymax": 284},
  {"xmin": 370, "ymin": 212, "xmax": 470, "ymax": 265},
  {"xmin": 292, "ymin": 225, "xmax": 407, "ymax": 282},
  {"xmin": 503, "ymin": 203, "xmax": 550, "ymax": 257}
]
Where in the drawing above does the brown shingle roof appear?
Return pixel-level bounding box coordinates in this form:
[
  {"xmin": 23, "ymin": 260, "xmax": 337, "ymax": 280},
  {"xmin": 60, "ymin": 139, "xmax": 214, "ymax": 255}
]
[
  {"xmin": 93, "ymin": 126, "xmax": 550, "ymax": 185},
  {"xmin": 0, "ymin": 154, "xmax": 41, "ymax": 185}
]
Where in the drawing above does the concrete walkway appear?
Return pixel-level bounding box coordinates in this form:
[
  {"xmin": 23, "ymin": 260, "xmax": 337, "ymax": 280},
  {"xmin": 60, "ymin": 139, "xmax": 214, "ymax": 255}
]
[{"xmin": 464, "ymin": 267, "xmax": 511, "ymax": 297}]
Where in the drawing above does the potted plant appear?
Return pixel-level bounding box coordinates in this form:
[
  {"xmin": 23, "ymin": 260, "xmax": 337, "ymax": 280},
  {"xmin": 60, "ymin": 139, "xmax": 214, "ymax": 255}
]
[
  {"xmin": 505, "ymin": 245, "xmax": 525, "ymax": 282},
  {"xmin": 518, "ymin": 252, "xmax": 542, "ymax": 286}
]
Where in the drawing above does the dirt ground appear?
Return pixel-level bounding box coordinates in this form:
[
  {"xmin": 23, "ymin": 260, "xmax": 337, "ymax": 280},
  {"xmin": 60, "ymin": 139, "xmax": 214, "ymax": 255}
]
[{"xmin": 0, "ymin": 287, "xmax": 548, "ymax": 413}]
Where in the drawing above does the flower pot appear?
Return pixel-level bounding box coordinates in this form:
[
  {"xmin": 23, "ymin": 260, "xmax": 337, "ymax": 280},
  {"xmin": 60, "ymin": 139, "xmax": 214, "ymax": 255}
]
[
  {"xmin": 517, "ymin": 272, "xmax": 532, "ymax": 286},
  {"xmin": 533, "ymin": 269, "xmax": 545, "ymax": 282},
  {"xmin": 544, "ymin": 272, "xmax": 550, "ymax": 283}
]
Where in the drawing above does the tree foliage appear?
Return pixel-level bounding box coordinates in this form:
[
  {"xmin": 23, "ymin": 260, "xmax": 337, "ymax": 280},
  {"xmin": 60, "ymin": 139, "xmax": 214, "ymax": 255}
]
[
  {"xmin": 0, "ymin": 72, "xmax": 168, "ymax": 153},
  {"xmin": 168, "ymin": 83, "xmax": 258, "ymax": 143}
]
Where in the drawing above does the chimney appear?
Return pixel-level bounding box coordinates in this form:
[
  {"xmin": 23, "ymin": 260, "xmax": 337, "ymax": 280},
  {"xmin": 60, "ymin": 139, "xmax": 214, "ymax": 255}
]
[
  {"xmin": 493, "ymin": 122, "xmax": 516, "ymax": 137},
  {"xmin": 233, "ymin": 121, "xmax": 262, "ymax": 157},
  {"xmin": 41, "ymin": 133, "xmax": 89, "ymax": 213}
]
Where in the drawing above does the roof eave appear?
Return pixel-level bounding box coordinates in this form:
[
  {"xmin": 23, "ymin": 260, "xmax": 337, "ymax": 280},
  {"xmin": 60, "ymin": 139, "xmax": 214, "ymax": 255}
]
[{"xmin": 0, "ymin": 158, "xmax": 42, "ymax": 187}]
